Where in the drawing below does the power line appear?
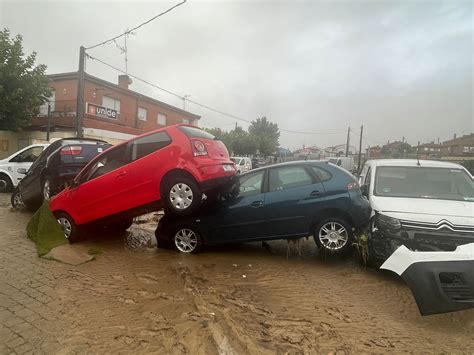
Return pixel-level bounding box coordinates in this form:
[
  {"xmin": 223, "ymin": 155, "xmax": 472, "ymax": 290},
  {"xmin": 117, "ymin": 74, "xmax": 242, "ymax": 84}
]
[
  {"xmin": 86, "ymin": 0, "xmax": 187, "ymax": 50},
  {"xmin": 349, "ymin": 129, "xmax": 386, "ymax": 146},
  {"xmin": 87, "ymin": 53, "xmax": 348, "ymax": 136}
]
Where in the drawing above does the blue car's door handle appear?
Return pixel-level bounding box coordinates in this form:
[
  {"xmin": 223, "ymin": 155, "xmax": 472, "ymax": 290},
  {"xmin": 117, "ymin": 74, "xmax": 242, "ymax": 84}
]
[
  {"xmin": 250, "ymin": 200, "xmax": 264, "ymax": 208},
  {"xmin": 310, "ymin": 190, "xmax": 321, "ymax": 197}
]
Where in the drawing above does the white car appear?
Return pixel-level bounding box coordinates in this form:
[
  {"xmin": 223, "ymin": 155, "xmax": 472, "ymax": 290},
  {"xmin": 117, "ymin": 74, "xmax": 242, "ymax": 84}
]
[
  {"xmin": 0, "ymin": 144, "xmax": 49, "ymax": 192},
  {"xmin": 359, "ymin": 159, "xmax": 474, "ymax": 315},
  {"xmin": 230, "ymin": 157, "xmax": 252, "ymax": 174}
]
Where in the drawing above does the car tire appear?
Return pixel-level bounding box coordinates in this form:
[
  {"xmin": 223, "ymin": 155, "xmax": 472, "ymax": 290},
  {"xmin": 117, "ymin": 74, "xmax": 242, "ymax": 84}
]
[
  {"xmin": 314, "ymin": 218, "xmax": 353, "ymax": 254},
  {"xmin": 0, "ymin": 174, "xmax": 13, "ymax": 193},
  {"xmin": 173, "ymin": 226, "xmax": 203, "ymax": 254},
  {"xmin": 42, "ymin": 176, "xmax": 53, "ymax": 201},
  {"xmin": 55, "ymin": 212, "xmax": 80, "ymax": 243},
  {"xmin": 162, "ymin": 175, "xmax": 202, "ymax": 215},
  {"xmin": 11, "ymin": 187, "xmax": 25, "ymax": 210},
  {"xmin": 156, "ymin": 237, "xmax": 175, "ymax": 250}
]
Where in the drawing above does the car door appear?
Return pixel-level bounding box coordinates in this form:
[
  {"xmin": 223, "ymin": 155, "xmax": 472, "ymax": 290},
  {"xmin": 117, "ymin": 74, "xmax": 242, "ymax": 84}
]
[
  {"xmin": 264, "ymin": 165, "xmax": 326, "ymax": 238},
  {"xmin": 125, "ymin": 131, "xmax": 172, "ymax": 208},
  {"xmin": 20, "ymin": 143, "xmax": 60, "ymax": 204},
  {"xmin": 207, "ymin": 169, "xmax": 267, "ymax": 243},
  {"xmin": 66, "ymin": 143, "xmax": 132, "ymax": 225},
  {"xmin": 8, "ymin": 145, "xmax": 45, "ymax": 186}
]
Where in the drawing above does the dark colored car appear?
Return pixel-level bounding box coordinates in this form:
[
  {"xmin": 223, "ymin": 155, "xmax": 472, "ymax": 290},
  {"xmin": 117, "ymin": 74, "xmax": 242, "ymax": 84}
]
[
  {"xmin": 156, "ymin": 161, "xmax": 371, "ymax": 254},
  {"xmin": 11, "ymin": 138, "xmax": 111, "ymax": 210}
]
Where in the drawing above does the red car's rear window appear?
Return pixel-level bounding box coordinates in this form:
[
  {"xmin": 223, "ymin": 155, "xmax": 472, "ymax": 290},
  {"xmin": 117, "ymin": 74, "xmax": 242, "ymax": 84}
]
[{"xmin": 178, "ymin": 125, "xmax": 216, "ymax": 140}]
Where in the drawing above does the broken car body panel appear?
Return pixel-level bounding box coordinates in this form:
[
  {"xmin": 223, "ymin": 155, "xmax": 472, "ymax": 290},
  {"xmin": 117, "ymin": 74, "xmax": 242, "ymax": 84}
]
[{"xmin": 381, "ymin": 244, "xmax": 474, "ymax": 315}]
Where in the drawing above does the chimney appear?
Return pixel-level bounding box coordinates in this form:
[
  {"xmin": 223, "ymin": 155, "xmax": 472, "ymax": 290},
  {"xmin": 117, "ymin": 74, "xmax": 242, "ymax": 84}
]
[
  {"xmin": 453, "ymin": 133, "xmax": 457, "ymax": 140},
  {"xmin": 118, "ymin": 75, "xmax": 131, "ymax": 89}
]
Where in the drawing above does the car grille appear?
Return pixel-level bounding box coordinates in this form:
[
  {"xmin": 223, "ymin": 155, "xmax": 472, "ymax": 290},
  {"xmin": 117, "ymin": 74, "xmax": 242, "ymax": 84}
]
[{"xmin": 401, "ymin": 220, "xmax": 474, "ymax": 234}]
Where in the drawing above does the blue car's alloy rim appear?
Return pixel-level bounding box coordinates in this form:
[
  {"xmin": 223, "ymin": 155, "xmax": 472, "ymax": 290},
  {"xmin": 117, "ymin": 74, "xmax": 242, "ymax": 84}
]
[
  {"xmin": 175, "ymin": 228, "xmax": 198, "ymax": 253},
  {"xmin": 318, "ymin": 222, "xmax": 348, "ymax": 251}
]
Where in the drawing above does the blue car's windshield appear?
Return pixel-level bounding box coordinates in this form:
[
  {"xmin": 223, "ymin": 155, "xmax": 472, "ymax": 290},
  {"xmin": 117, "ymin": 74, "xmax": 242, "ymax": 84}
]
[{"xmin": 374, "ymin": 166, "xmax": 474, "ymax": 202}]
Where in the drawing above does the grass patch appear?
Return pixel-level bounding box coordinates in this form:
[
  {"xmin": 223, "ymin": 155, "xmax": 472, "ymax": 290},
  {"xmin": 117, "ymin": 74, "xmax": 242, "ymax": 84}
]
[{"xmin": 26, "ymin": 202, "xmax": 67, "ymax": 256}]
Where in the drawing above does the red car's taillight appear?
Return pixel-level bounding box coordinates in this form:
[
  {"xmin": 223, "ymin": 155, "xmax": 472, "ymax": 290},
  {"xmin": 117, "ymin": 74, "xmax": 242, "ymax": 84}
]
[
  {"xmin": 192, "ymin": 140, "xmax": 208, "ymax": 157},
  {"xmin": 60, "ymin": 146, "xmax": 83, "ymax": 155},
  {"xmin": 346, "ymin": 181, "xmax": 359, "ymax": 190}
]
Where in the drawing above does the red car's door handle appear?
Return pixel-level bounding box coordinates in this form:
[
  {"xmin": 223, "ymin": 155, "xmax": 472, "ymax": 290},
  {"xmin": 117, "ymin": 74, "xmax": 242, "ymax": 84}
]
[
  {"xmin": 116, "ymin": 171, "xmax": 127, "ymax": 178},
  {"xmin": 250, "ymin": 200, "xmax": 264, "ymax": 208}
]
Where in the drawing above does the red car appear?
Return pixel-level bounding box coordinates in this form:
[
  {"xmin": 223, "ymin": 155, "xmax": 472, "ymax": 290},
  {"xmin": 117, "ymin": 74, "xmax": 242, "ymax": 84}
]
[{"xmin": 50, "ymin": 124, "xmax": 236, "ymax": 241}]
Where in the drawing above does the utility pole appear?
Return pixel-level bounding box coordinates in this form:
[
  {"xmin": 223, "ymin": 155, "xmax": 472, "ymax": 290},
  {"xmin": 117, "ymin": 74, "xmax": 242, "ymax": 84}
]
[
  {"xmin": 46, "ymin": 103, "xmax": 51, "ymax": 141},
  {"xmin": 182, "ymin": 94, "xmax": 190, "ymax": 112},
  {"xmin": 76, "ymin": 46, "xmax": 86, "ymax": 138},
  {"xmin": 357, "ymin": 124, "xmax": 363, "ymax": 174},
  {"xmin": 345, "ymin": 126, "xmax": 350, "ymax": 157}
]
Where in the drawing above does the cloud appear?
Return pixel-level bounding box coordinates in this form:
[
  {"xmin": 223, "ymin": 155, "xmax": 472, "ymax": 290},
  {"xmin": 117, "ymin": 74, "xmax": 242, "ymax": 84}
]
[{"xmin": 1, "ymin": 0, "xmax": 472, "ymax": 149}]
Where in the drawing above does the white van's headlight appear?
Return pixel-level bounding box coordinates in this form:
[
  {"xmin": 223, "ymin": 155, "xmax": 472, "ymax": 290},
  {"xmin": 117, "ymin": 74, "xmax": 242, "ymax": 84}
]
[{"xmin": 376, "ymin": 213, "xmax": 401, "ymax": 230}]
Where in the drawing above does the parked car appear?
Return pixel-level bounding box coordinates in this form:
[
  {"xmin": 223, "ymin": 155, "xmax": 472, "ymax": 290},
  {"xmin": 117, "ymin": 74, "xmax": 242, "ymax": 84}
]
[
  {"xmin": 231, "ymin": 156, "xmax": 252, "ymax": 174},
  {"xmin": 50, "ymin": 124, "xmax": 236, "ymax": 241},
  {"xmin": 359, "ymin": 159, "xmax": 474, "ymax": 265},
  {"xmin": 11, "ymin": 138, "xmax": 111, "ymax": 210},
  {"xmin": 155, "ymin": 161, "xmax": 371, "ymax": 254},
  {"xmin": 251, "ymin": 157, "xmax": 267, "ymax": 169},
  {"xmin": 359, "ymin": 159, "xmax": 474, "ymax": 315},
  {"xmin": 0, "ymin": 144, "xmax": 49, "ymax": 192}
]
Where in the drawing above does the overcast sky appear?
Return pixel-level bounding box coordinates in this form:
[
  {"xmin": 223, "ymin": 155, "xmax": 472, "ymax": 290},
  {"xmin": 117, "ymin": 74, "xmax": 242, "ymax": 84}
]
[{"xmin": 1, "ymin": 0, "xmax": 472, "ymax": 150}]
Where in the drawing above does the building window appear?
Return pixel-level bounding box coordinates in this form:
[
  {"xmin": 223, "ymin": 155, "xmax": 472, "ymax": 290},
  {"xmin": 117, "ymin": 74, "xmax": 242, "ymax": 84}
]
[
  {"xmin": 138, "ymin": 107, "xmax": 147, "ymax": 121},
  {"xmin": 157, "ymin": 113, "xmax": 167, "ymax": 126},
  {"xmin": 102, "ymin": 96, "xmax": 121, "ymax": 112},
  {"xmin": 182, "ymin": 119, "xmax": 190, "ymax": 124},
  {"xmin": 39, "ymin": 90, "xmax": 55, "ymax": 116}
]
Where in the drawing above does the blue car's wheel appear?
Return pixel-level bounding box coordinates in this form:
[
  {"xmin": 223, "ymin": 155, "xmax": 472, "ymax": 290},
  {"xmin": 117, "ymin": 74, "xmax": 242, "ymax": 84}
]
[
  {"xmin": 173, "ymin": 227, "xmax": 202, "ymax": 254},
  {"xmin": 314, "ymin": 218, "xmax": 353, "ymax": 254}
]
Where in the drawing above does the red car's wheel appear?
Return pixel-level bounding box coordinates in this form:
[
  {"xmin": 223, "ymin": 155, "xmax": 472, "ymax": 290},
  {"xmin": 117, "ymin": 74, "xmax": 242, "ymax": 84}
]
[
  {"xmin": 55, "ymin": 212, "xmax": 80, "ymax": 243},
  {"xmin": 163, "ymin": 175, "xmax": 202, "ymax": 215}
]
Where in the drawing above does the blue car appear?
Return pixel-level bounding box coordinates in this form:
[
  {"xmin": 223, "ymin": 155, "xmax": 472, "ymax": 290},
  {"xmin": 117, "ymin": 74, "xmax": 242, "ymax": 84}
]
[{"xmin": 156, "ymin": 161, "xmax": 371, "ymax": 254}]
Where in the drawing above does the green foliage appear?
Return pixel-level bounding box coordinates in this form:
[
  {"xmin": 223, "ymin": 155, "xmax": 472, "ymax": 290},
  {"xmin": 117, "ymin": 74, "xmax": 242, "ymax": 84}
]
[
  {"xmin": 205, "ymin": 117, "xmax": 279, "ymax": 157},
  {"xmin": 26, "ymin": 201, "xmax": 67, "ymax": 256},
  {"xmin": 248, "ymin": 117, "xmax": 280, "ymax": 157},
  {"xmin": 0, "ymin": 28, "xmax": 51, "ymax": 130}
]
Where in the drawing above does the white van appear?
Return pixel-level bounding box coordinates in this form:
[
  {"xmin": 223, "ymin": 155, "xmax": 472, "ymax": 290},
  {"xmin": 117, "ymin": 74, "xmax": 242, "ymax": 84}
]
[
  {"xmin": 359, "ymin": 159, "xmax": 474, "ymax": 315},
  {"xmin": 0, "ymin": 144, "xmax": 49, "ymax": 192},
  {"xmin": 359, "ymin": 159, "xmax": 474, "ymax": 260},
  {"xmin": 231, "ymin": 157, "xmax": 252, "ymax": 174}
]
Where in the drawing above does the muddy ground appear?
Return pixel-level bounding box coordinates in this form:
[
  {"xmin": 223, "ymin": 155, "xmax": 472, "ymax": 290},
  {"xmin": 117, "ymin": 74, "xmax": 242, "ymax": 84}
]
[{"xmin": 1, "ymin": 193, "xmax": 474, "ymax": 354}]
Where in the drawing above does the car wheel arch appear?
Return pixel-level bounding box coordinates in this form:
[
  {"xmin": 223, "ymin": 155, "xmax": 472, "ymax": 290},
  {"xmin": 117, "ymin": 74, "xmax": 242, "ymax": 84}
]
[
  {"xmin": 160, "ymin": 168, "xmax": 199, "ymax": 192},
  {"xmin": 310, "ymin": 208, "xmax": 354, "ymax": 232},
  {"xmin": 53, "ymin": 209, "xmax": 79, "ymax": 226},
  {"xmin": 0, "ymin": 172, "xmax": 13, "ymax": 189}
]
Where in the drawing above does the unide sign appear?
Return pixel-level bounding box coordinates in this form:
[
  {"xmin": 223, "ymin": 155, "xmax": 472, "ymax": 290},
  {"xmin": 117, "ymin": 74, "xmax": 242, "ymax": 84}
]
[{"xmin": 87, "ymin": 103, "xmax": 118, "ymax": 120}]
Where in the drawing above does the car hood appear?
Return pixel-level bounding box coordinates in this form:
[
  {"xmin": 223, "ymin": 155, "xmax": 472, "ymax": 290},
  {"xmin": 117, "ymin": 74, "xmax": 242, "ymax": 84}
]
[{"xmin": 371, "ymin": 195, "xmax": 474, "ymax": 224}]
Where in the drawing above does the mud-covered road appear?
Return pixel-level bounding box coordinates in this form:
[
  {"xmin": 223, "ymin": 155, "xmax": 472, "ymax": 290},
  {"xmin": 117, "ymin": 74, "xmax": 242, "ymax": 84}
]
[{"xmin": 1, "ymin": 193, "xmax": 474, "ymax": 354}]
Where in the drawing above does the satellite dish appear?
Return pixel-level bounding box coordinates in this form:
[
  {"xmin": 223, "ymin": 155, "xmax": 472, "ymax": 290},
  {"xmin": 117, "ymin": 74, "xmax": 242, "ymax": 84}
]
[{"xmin": 128, "ymin": 77, "xmax": 133, "ymax": 85}]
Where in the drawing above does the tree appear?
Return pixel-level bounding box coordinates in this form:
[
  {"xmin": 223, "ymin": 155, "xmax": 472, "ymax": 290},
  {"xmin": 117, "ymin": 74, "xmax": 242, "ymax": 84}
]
[
  {"xmin": 0, "ymin": 28, "xmax": 51, "ymax": 131},
  {"xmin": 229, "ymin": 126, "xmax": 258, "ymax": 156},
  {"xmin": 248, "ymin": 117, "xmax": 279, "ymax": 157}
]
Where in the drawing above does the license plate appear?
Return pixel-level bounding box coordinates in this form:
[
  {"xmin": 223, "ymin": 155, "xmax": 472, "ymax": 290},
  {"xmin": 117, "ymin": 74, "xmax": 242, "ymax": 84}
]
[{"xmin": 223, "ymin": 164, "xmax": 234, "ymax": 172}]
